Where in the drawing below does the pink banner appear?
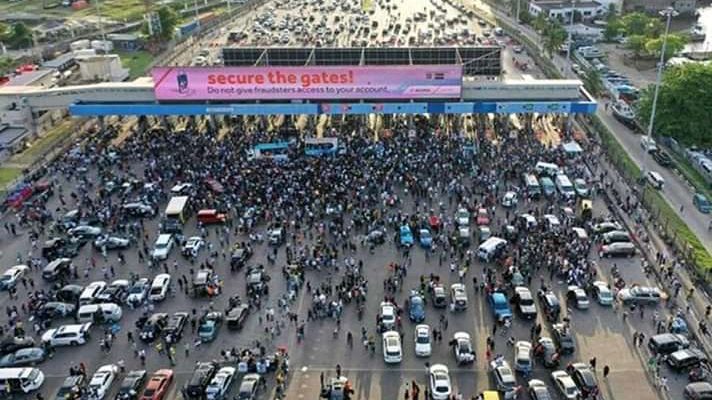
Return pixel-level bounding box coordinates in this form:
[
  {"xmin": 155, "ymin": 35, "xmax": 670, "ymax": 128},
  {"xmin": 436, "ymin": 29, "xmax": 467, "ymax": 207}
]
[{"xmin": 152, "ymin": 66, "xmax": 462, "ymax": 100}]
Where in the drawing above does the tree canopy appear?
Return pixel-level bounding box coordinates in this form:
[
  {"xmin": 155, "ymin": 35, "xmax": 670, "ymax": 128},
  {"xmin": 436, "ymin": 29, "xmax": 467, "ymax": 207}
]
[
  {"xmin": 142, "ymin": 6, "xmax": 178, "ymax": 41},
  {"xmin": 644, "ymin": 34, "xmax": 686, "ymax": 61},
  {"xmin": 637, "ymin": 63, "xmax": 712, "ymax": 146},
  {"xmin": 0, "ymin": 22, "xmax": 32, "ymax": 49}
]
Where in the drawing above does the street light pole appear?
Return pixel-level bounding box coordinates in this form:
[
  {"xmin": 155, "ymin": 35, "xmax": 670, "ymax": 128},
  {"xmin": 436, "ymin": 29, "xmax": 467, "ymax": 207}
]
[
  {"xmin": 194, "ymin": 0, "xmax": 201, "ymax": 30},
  {"xmin": 516, "ymin": 0, "xmax": 520, "ymax": 23},
  {"xmin": 647, "ymin": 6, "xmax": 677, "ymax": 138},
  {"xmin": 96, "ymin": 0, "xmax": 106, "ymax": 42},
  {"xmin": 566, "ymin": 0, "xmax": 576, "ymax": 67}
]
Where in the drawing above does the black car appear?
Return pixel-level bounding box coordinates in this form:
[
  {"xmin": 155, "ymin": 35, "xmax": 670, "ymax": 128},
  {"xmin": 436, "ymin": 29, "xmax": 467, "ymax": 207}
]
[
  {"xmin": 55, "ymin": 374, "xmax": 86, "ymax": 400},
  {"xmin": 139, "ymin": 313, "xmax": 168, "ymax": 342},
  {"xmin": 96, "ymin": 281, "xmax": 130, "ymax": 304},
  {"xmin": 56, "ymin": 284, "xmax": 84, "ymax": 305},
  {"xmin": 537, "ymin": 289, "xmax": 560, "ymax": 321},
  {"xmin": 571, "ymin": 363, "xmax": 600, "ymax": 398},
  {"xmin": 0, "ymin": 336, "xmax": 36, "ymax": 356},
  {"xmin": 42, "ymin": 258, "xmax": 72, "ymax": 281},
  {"xmin": 115, "ymin": 369, "xmax": 147, "ymax": 400},
  {"xmin": 226, "ymin": 304, "xmax": 250, "ymax": 330},
  {"xmin": 230, "ymin": 246, "xmax": 253, "ymax": 270},
  {"xmin": 162, "ymin": 312, "xmax": 188, "ymax": 343},
  {"xmin": 668, "ymin": 349, "xmax": 708, "ymax": 371},
  {"xmin": 42, "ymin": 238, "xmax": 83, "ymax": 259},
  {"xmin": 36, "ymin": 302, "xmax": 76, "ymax": 320},
  {"xmin": 432, "ymin": 284, "xmax": 448, "ymax": 308},
  {"xmin": 246, "ymin": 266, "xmax": 270, "ymax": 295},
  {"xmin": 652, "ymin": 150, "xmax": 673, "ymax": 167},
  {"xmin": 183, "ymin": 362, "xmax": 218, "ymax": 399},
  {"xmin": 552, "ymin": 323, "xmax": 575, "ymax": 355}
]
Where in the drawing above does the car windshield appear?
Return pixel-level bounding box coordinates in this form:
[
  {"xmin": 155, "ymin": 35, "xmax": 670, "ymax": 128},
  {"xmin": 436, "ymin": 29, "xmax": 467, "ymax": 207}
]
[
  {"xmin": 143, "ymin": 389, "xmax": 155, "ymax": 397},
  {"xmin": 417, "ymin": 335, "xmax": 429, "ymax": 344},
  {"xmin": 199, "ymin": 325, "xmax": 213, "ymax": 333},
  {"xmin": 130, "ymin": 284, "xmax": 145, "ymax": 294},
  {"xmin": 435, "ymin": 384, "xmax": 449, "ymax": 393}
]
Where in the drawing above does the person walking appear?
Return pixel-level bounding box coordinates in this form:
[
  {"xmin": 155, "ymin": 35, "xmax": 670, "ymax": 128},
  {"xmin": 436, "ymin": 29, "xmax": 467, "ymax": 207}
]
[{"xmin": 603, "ymin": 365, "xmax": 610, "ymax": 378}]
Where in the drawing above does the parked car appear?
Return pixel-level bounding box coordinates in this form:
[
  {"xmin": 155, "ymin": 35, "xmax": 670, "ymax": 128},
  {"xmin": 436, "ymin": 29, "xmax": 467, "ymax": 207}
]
[
  {"xmin": 513, "ymin": 286, "xmax": 537, "ymax": 319},
  {"xmin": 601, "ymin": 242, "xmax": 636, "ymax": 257},
  {"xmin": 534, "ymin": 337, "xmax": 559, "ymax": 368},
  {"xmin": 408, "ymin": 293, "xmax": 425, "ymax": 322},
  {"xmin": 88, "ymin": 364, "xmax": 119, "ymax": 400},
  {"xmin": 205, "ymin": 366, "xmax": 235, "ymax": 400},
  {"xmin": 414, "ymin": 324, "xmax": 432, "ymax": 357},
  {"xmin": 93, "ymin": 235, "xmax": 130, "ymax": 250},
  {"xmin": 428, "ymin": 364, "xmax": 452, "ymax": 400},
  {"xmin": 450, "ymin": 284, "xmax": 468, "ymax": 311},
  {"xmin": 489, "ymin": 358, "xmax": 517, "ymax": 397},
  {"xmin": 694, "ymin": 193, "xmax": 711, "ymax": 214},
  {"xmin": 617, "ymin": 286, "xmax": 663, "ymax": 305},
  {"xmin": 0, "ymin": 265, "xmax": 29, "ymax": 290},
  {"xmin": 571, "ymin": 363, "xmax": 600, "ymax": 398},
  {"xmin": 514, "ymin": 341, "xmax": 533, "ymax": 374},
  {"xmin": 592, "ymin": 281, "xmax": 614, "ymax": 306},
  {"xmin": 198, "ymin": 312, "xmax": 223, "ymax": 342},
  {"xmin": 42, "ymin": 323, "xmax": 92, "ymax": 347},
  {"xmin": 0, "ymin": 347, "xmax": 46, "ymax": 367},
  {"xmin": 566, "ymin": 286, "xmax": 590, "ymax": 310},
  {"xmin": 488, "ymin": 292, "xmax": 512, "ymax": 322},
  {"xmin": 141, "ymin": 369, "xmax": 173, "ymax": 400},
  {"xmin": 226, "ymin": 304, "xmax": 250, "ymax": 330},
  {"xmin": 551, "ymin": 370, "xmax": 579, "ymax": 399},
  {"xmin": 116, "ymin": 369, "xmax": 147, "ymax": 400},
  {"xmin": 552, "ymin": 323, "xmax": 575, "ymax": 355},
  {"xmin": 452, "ymin": 332, "xmax": 475, "ymax": 364}
]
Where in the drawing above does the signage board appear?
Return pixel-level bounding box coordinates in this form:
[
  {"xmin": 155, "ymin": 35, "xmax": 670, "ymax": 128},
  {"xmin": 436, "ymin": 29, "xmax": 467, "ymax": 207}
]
[{"xmin": 151, "ymin": 65, "xmax": 462, "ymax": 101}]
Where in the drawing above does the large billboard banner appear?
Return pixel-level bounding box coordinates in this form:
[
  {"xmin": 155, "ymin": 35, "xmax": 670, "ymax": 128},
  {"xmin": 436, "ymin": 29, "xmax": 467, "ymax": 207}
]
[{"xmin": 151, "ymin": 66, "xmax": 462, "ymax": 101}]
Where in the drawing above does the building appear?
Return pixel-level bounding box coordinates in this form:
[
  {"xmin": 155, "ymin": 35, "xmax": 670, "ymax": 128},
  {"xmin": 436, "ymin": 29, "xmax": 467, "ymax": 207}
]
[
  {"xmin": 528, "ymin": 0, "xmax": 605, "ymax": 22},
  {"xmin": 76, "ymin": 54, "xmax": 129, "ymax": 82},
  {"xmin": 107, "ymin": 34, "xmax": 143, "ymax": 52},
  {"xmin": 623, "ymin": 0, "xmax": 696, "ymax": 14},
  {"xmin": 42, "ymin": 53, "xmax": 77, "ymax": 73}
]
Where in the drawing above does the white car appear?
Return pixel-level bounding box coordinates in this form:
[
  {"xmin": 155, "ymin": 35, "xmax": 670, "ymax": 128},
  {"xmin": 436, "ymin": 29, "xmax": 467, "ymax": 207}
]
[
  {"xmin": 151, "ymin": 234, "xmax": 173, "ymax": 260},
  {"xmin": 88, "ymin": 364, "xmax": 118, "ymax": 400},
  {"xmin": 149, "ymin": 274, "xmax": 171, "ymax": 302},
  {"xmin": 428, "ymin": 364, "xmax": 452, "ymax": 400},
  {"xmin": 543, "ymin": 214, "xmax": 561, "ymax": 230},
  {"xmin": 514, "ymin": 341, "xmax": 533, "ymax": 373},
  {"xmin": 79, "ymin": 281, "xmax": 107, "ymax": 306},
  {"xmin": 450, "ymin": 283, "xmax": 468, "ymax": 311},
  {"xmin": 382, "ymin": 331, "xmax": 402, "ymax": 364},
  {"xmin": 127, "ymin": 278, "xmax": 150, "ymax": 305},
  {"xmin": 0, "ymin": 265, "xmax": 29, "ymax": 290},
  {"xmin": 456, "ymin": 208, "xmax": 470, "ymax": 226},
  {"xmin": 566, "ymin": 285, "xmax": 590, "ymax": 309},
  {"xmin": 68, "ymin": 225, "xmax": 102, "ymax": 237},
  {"xmin": 502, "ymin": 191, "xmax": 518, "ymax": 208},
  {"xmin": 551, "ymin": 370, "xmax": 580, "ymax": 399},
  {"xmin": 42, "ymin": 322, "xmax": 92, "ymax": 347},
  {"xmin": 206, "ymin": 366, "xmax": 236, "ymax": 400},
  {"xmin": 453, "ymin": 332, "xmax": 475, "ymax": 364},
  {"xmin": 592, "ymin": 281, "xmax": 614, "ymax": 306},
  {"xmin": 182, "ymin": 236, "xmax": 205, "ymax": 256},
  {"xmin": 380, "ymin": 302, "xmax": 396, "ymax": 331},
  {"xmin": 414, "ymin": 324, "xmax": 432, "ymax": 357},
  {"xmin": 490, "ymin": 358, "xmax": 517, "ymax": 397}
]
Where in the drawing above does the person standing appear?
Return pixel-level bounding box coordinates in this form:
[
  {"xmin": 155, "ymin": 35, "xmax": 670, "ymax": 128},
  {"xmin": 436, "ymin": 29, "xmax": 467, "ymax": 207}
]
[{"xmin": 603, "ymin": 365, "xmax": 610, "ymax": 378}]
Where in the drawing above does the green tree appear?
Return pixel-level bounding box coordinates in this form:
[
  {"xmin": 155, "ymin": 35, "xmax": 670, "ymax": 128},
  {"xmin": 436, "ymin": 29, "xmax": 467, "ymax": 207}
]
[
  {"xmin": 637, "ymin": 63, "xmax": 712, "ymax": 146},
  {"xmin": 644, "ymin": 34, "xmax": 686, "ymax": 61},
  {"xmin": 625, "ymin": 34, "xmax": 647, "ymax": 58},
  {"xmin": 603, "ymin": 18, "xmax": 623, "ymax": 41},
  {"xmin": 143, "ymin": 6, "xmax": 178, "ymax": 41},
  {"xmin": 156, "ymin": 6, "xmax": 178, "ymax": 40},
  {"xmin": 542, "ymin": 20, "xmax": 567, "ymax": 56},
  {"xmin": 582, "ymin": 68, "xmax": 604, "ymax": 96},
  {"xmin": 533, "ymin": 13, "xmax": 548, "ymax": 32},
  {"xmin": 6, "ymin": 22, "xmax": 31, "ymax": 49},
  {"xmin": 519, "ymin": 10, "xmax": 533, "ymax": 24},
  {"xmin": 621, "ymin": 12, "xmax": 652, "ymax": 36}
]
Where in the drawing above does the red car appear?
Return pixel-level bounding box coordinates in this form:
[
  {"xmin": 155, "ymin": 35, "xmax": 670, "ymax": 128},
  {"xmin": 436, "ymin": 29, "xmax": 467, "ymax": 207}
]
[
  {"xmin": 429, "ymin": 215, "xmax": 442, "ymax": 232},
  {"xmin": 476, "ymin": 208, "xmax": 490, "ymax": 225},
  {"xmin": 140, "ymin": 369, "xmax": 174, "ymax": 400}
]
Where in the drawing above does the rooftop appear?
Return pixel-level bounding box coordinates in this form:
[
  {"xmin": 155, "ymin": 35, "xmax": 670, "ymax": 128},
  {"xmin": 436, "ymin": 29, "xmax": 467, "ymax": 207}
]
[
  {"xmin": 534, "ymin": 0, "xmax": 601, "ymax": 10},
  {"xmin": 5, "ymin": 69, "xmax": 54, "ymax": 87}
]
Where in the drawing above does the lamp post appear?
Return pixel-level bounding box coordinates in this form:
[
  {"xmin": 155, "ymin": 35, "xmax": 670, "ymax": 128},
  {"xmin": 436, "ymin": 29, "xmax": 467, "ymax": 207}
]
[
  {"xmin": 96, "ymin": 0, "xmax": 106, "ymax": 42},
  {"xmin": 516, "ymin": 0, "xmax": 520, "ymax": 23},
  {"xmin": 647, "ymin": 6, "xmax": 677, "ymax": 138},
  {"xmin": 565, "ymin": 0, "xmax": 576, "ymax": 68}
]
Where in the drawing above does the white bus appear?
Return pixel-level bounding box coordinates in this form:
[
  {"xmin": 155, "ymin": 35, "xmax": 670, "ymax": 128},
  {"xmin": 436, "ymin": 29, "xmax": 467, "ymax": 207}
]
[
  {"xmin": 165, "ymin": 196, "xmax": 189, "ymax": 222},
  {"xmin": 304, "ymin": 137, "xmax": 341, "ymax": 156},
  {"xmin": 555, "ymin": 174, "xmax": 576, "ymax": 199},
  {"xmin": 0, "ymin": 368, "xmax": 45, "ymax": 394}
]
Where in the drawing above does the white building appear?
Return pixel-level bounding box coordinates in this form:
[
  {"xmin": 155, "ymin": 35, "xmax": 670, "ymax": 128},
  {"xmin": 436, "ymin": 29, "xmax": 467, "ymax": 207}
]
[
  {"xmin": 76, "ymin": 54, "xmax": 129, "ymax": 82},
  {"xmin": 528, "ymin": 0, "xmax": 605, "ymax": 22}
]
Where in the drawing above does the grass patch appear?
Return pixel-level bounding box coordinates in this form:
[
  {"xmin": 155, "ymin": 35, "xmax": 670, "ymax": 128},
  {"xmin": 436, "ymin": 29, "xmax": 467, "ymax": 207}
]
[
  {"xmin": 116, "ymin": 50, "xmax": 153, "ymax": 79},
  {"xmin": 0, "ymin": 168, "xmax": 23, "ymax": 191},
  {"xmin": 10, "ymin": 122, "xmax": 73, "ymax": 167},
  {"xmin": 593, "ymin": 114, "xmax": 712, "ymax": 275}
]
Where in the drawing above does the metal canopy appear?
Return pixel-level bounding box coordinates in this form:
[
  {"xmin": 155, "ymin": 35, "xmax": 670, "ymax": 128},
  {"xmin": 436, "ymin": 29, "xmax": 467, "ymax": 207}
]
[{"xmin": 222, "ymin": 46, "xmax": 502, "ymax": 76}]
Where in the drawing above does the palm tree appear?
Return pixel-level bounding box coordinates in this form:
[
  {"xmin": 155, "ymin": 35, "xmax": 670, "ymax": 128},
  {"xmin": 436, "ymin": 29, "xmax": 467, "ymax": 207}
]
[{"xmin": 542, "ymin": 21, "xmax": 567, "ymax": 57}]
